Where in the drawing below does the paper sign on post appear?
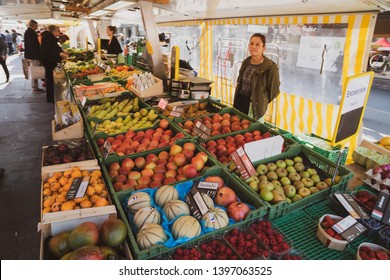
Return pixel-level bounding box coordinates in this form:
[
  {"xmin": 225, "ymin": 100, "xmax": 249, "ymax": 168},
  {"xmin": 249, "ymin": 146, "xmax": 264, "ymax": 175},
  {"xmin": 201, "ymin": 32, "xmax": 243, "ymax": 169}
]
[{"xmin": 244, "ymin": 135, "xmax": 284, "ymax": 163}]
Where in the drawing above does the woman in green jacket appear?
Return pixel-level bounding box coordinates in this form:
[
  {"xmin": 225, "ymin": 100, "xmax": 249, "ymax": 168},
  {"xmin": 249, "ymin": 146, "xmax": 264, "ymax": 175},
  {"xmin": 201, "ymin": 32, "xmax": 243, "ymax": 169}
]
[{"xmin": 233, "ymin": 33, "xmax": 280, "ymax": 120}]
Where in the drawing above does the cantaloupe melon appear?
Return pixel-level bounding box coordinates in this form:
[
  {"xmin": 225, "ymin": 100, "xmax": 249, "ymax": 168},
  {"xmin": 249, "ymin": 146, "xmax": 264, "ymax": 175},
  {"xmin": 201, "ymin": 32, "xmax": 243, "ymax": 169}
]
[
  {"xmin": 163, "ymin": 200, "xmax": 190, "ymax": 221},
  {"xmin": 154, "ymin": 185, "xmax": 179, "ymax": 207},
  {"xmin": 136, "ymin": 223, "xmax": 168, "ymax": 250},
  {"xmin": 133, "ymin": 207, "xmax": 161, "ymax": 229},
  {"xmin": 201, "ymin": 207, "xmax": 229, "ymax": 230},
  {"xmin": 127, "ymin": 192, "xmax": 151, "ymax": 213},
  {"xmin": 172, "ymin": 215, "xmax": 201, "ymax": 239}
]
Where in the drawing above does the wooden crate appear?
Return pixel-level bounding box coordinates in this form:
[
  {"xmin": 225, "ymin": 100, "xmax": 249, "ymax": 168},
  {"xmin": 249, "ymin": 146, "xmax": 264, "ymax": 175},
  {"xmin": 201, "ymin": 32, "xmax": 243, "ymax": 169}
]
[
  {"xmin": 130, "ymin": 76, "xmax": 164, "ymax": 98},
  {"xmin": 41, "ymin": 142, "xmax": 98, "ymax": 174},
  {"xmin": 52, "ymin": 120, "xmax": 84, "ymax": 141},
  {"xmin": 360, "ymin": 139, "xmax": 390, "ymax": 157}
]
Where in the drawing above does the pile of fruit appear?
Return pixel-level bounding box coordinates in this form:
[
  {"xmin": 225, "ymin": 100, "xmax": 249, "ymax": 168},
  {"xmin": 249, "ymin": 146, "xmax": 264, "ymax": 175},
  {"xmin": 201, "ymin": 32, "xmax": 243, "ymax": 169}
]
[
  {"xmin": 352, "ymin": 189, "xmax": 378, "ymax": 211},
  {"xmin": 43, "ymin": 140, "xmax": 94, "ymax": 166},
  {"xmin": 47, "ymin": 218, "xmax": 127, "ymax": 260},
  {"xmin": 201, "ymin": 130, "xmax": 276, "ymax": 164},
  {"xmin": 377, "ymin": 136, "xmax": 390, "ymax": 151},
  {"xmin": 224, "ymin": 228, "xmax": 269, "ymax": 260},
  {"xmin": 320, "ymin": 215, "xmax": 344, "ymax": 241},
  {"xmin": 198, "ymin": 237, "xmax": 240, "ymax": 260},
  {"xmin": 159, "ymin": 101, "xmax": 220, "ymax": 119},
  {"xmin": 171, "ymin": 246, "xmax": 203, "ymax": 260},
  {"xmin": 240, "ymin": 157, "xmax": 336, "ymax": 205},
  {"xmin": 178, "ymin": 112, "xmax": 253, "ymax": 137},
  {"xmin": 95, "ymin": 120, "xmax": 186, "ymax": 157},
  {"xmin": 42, "ymin": 167, "xmax": 110, "ymax": 214},
  {"xmin": 107, "ymin": 142, "xmax": 210, "ymax": 191},
  {"xmin": 248, "ymin": 220, "xmax": 291, "ymax": 258},
  {"xmin": 109, "ymin": 65, "xmax": 141, "ymax": 80},
  {"xmin": 358, "ymin": 244, "xmax": 389, "ymax": 260}
]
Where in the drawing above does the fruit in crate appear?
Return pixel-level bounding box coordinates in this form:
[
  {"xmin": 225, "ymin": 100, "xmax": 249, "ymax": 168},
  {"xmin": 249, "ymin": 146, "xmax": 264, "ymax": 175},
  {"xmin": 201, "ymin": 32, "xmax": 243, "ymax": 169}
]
[
  {"xmin": 87, "ymin": 97, "xmax": 141, "ymax": 120},
  {"xmin": 127, "ymin": 192, "xmax": 151, "ymax": 213},
  {"xmin": 353, "ymin": 190, "xmax": 378, "ymax": 211},
  {"xmin": 172, "ymin": 215, "xmax": 201, "ymax": 239},
  {"xmin": 163, "ymin": 200, "xmax": 190, "ymax": 221},
  {"xmin": 171, "ymin": 246, "xmax": 203, "ymax": 260},
  {"xmin": 159, "ymin": 101, "xmax": 218, "ymax": 119},
  {"xmin": 108, "ymin": 144, "xmax": 209, "ymax": 191},
  {"xmin": 199, "ymin": 238, "xmax": 240, "ymax": 260},
  {"xmin": 202, "ymin": 208, "xmax": 229, "ymax": 230},
  {"xmin": 48, "ymin": 231, "xmax": 72, "ymax": 258},
  {"xmin": 226, "ymin": 202, "xmax": 250, "ymax": 222},
  {"xmin": 41, "ymin": 167, "xmax": 110, "ymax": 214},
  {"xmin": 224, "ymin": 228, "xmax": 269, "ymax": 260},
  {"xmin": 136, "ymin": 224, "xmax": 168, "ymax": 250},
  {"xmin": 43, "ymin": 140, "xmax": 94, "ymax": 166},
  {"xmin": 99, "ymin": 218, "xmax": 127, "ymax": 247},
  {"xmin": 67, "ymin": 245, "xmax": 105, "ymax": 260},
  {"xmin": 320, "ymin": 215, "xmax": 344, "ymax": 240},
  {"xmin": 214, "ymin": 187, "xmax": 237, "ymax": 207},
  {"xmin": 378, "ymin": 136, "xmax": 390, "ymax": 150},
  {"xmin": 249, "ymin": 220, "xmax": 291, "ymax": 256},
  {"xmin": 154, "ymin": 185, "xmax": 179, "ymax": 207},
  {"xmin": 203, "ymin": 176, "xmax": 225, "ymax": 190},
  {"xmin": 178, "ymin": 113, "xmax": 254, "ymax": 137},
  {"xmin": 358, "ymin": 243, "xmax": 389, "ymax": 260},
  {"xmin": 133, "ymin": 207, "xmax": 161, "ymax": 229},
  {"xmin": 202, "ymin": 130, "xmax": 282, "ymax": 164},
  {"xmin": 68, "ymin": 222, "xmax": 100, "ymax": 250}
]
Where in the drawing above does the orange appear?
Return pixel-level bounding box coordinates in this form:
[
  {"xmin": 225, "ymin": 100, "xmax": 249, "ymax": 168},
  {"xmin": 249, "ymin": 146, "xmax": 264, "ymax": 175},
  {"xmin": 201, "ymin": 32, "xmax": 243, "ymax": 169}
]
[
  {"xmin": 86, "ymin": 186, "xmax": 96, "ymax": 196},
  {"xmin": 55, "ymin": 195, "xmax": 67, "ymax": 203},
  {"xmin": 42, "ymin": 188, "xmax": 52, "ymax": 196},
  {"xmin": 94, "ymin": 197, "xmax": 108, "ymax": 207},
  {"xmin": 50, "ymin": 182, "xmax": 61, "ymax": 192},
  {"xmin": 63, "ymin": 170, "xmax": 72, "ymax": 178},
  {"xmin": 61, "ymin": 201, "xmax": 76, "ymax": 211},
  {"xmin": 93, "ymin": 184, "xmax": 105, "ymax": 194},
  {"xmin": 51, "ymin": 201, "xmax": 63, "ymax": 212},
  {"xmin": 71, "ymin": 170, "xmax": 82, "ymax": 178},
  {"xmin": 81, "ymin": 170, "xmax": 90, "ymax": 177},
  {"xmin": 80, "ymin": 200, "xmax": 93, "ymax": 208},
  {"xmin": 59, "ymin": 176, "xmax": 68, "ymax": 187},
  {"xmin": 99, "ymin": 189, "xmax": 109, "ymax": 199},
  {"xmin": 63, "ymin": 182, "xmax": 72, "ymax": 192},
  {"xmin": 47, "ymin": 176, "xmax": 57, "ymax": 184},
  {"xmin": 73, "ymin": 195, "xmax": 87, "ymax": 204},
  {"xmin": 43, "ymin": 182, "xmax": 51, "ymax": 189},
  {"xmin": 90, "ymin": 195, "xmax": 101, "ymax": 204},
  {"xmin": 42, "ymin": 207, "xmax": 51, "ymax": 214},
  {"xmin": 43, "ymin": 196, "xmax": 55, "ymax": 208}
]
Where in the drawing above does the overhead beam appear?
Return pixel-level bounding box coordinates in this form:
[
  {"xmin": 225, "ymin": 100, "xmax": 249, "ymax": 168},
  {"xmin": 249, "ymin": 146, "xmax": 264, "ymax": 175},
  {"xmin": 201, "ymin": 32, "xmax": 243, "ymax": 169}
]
[{"xmin": 65, "ymin": 5, "xmax": 91, "ymax": 13}]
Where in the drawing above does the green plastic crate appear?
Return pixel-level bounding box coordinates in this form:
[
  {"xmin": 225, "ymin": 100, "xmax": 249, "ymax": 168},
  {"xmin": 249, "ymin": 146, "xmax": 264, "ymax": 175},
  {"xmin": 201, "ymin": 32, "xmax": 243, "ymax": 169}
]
[
  {"xmin": 304, "ymin": 199, "xmax": 338, "ymax": 222},
  {"xmin": 101, "ymin": 139, "xmax": 221, "ymax": 196},
  {"xmin": 112, "ymin": 166, "xmax": 267, "ymax": 260},
  {"xmin": 92, "ymin": 119, "xmax": 190, "ymax": 163},
  {"xmin": 272, "ymin": 210, "xmax": 356, "ymax": 260},
  {"xmin": 232, "ymin": 145, "xmax": 353, "ymax": 220}
]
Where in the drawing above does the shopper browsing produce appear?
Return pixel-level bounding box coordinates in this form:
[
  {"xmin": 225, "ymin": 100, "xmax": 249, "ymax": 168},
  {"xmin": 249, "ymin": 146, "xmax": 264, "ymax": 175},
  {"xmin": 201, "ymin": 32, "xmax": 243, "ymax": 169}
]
[
  {"xmin": 105, "ymin": 25, "xmax": 122, "ymax": 55},
  {"xmin": 233, "ymin": 33, "xmax": 280, "ymax": 120},
  {"xmin": 40, "ymin": 25, "xmax": 68, "ymax": 103}
]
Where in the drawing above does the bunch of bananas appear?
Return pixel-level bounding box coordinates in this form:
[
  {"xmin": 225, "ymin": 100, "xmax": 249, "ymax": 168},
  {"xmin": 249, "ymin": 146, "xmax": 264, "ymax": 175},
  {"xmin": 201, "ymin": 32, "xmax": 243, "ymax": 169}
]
[{"xmin": 87, "ymin": 98, "xmax": 140, "ymax": 120}]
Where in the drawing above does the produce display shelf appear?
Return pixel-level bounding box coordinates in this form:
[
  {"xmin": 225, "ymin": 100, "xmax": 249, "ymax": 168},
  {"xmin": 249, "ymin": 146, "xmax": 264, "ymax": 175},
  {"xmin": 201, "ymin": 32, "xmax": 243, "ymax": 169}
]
[{"xmin": 272, "ymin": 210, "xmax": 356, "ymax": 260}]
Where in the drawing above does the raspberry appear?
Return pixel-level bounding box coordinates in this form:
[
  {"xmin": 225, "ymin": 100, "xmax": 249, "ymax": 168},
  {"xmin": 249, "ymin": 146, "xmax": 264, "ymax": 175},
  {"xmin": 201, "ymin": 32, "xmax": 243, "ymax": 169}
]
[{"xmin": 176, "ymin": 248, "xmax": 183, "ymax": 255}]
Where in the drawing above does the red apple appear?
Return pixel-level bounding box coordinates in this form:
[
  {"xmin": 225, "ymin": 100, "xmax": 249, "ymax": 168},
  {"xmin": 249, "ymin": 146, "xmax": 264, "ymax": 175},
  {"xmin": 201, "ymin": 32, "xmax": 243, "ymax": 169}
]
[
  {"xmin": 170, "ymin": 144, "xmax": 183, "ymax": 156},
  {"xmin": 163, "ymin": 177, "xmax": 177, "ymax": 185},
  {"xmin": 108, "ymin": 169, "xmax": 119, "ymax": 178},
  {"xmin": 159, "ymin": 119, "xmax": 170, "ymax": 130},
  {"xmin": 121, "ymin": 158, "xmax": 135, "ymax": 170},
  {"xmin": 127, "ymin": 171, "xmax": 141, "ymax": 181},
  {"xmin": 191, "ymin": 156, "xmax": 205, "ymax": 171},
  {"xmin": 97, "ymin": 138, "xmax": 105, "ymax": 146},
  {"xmin": 227, "ymin": 202, "xmax": 250, "ymax": 222},
  {"xmin": 125, "ymin": 130, "xmax": 136, "ymax": 139},
  {"xmin": 173, "ymin": 153, "xmax": 187, "ymax": 167},
  {"xmin": 137, "ymin": 176, "xmax": 152, "ymax": 186},
  {"xmin": 196, "ymin": 151, "xmax": 208, "ymax": 163},
  {"xmin": 183, "ymin": 142, "xmax": 196, "ymax": 152},
  {"xmin": 114, "ymin": 174, "xmax": 127, "ymax": 184},
  {"xmin": 109, "ymin": 162, "xmax": 120, "ymax": 171},
  {"xmin": 165, "ymin": 170, "xmax": 177, "ymax": 178},
  {"xmin": 158, "ymin": 151, "xmax": 170, "ymax": 161},
  {"xmin": 113, "ymin": 182, "xmax": 123, "ymax": 192},
  {"xmin": 215, "ymin": 187, "xmax": 237, "ymax": 207},
  {"xmin": 134, "ymin": 157, "xmax": 146, "ymax": 169},
  {"xmin": 183, "ymin": 164, "xmax": 198, "ymax": 178}
]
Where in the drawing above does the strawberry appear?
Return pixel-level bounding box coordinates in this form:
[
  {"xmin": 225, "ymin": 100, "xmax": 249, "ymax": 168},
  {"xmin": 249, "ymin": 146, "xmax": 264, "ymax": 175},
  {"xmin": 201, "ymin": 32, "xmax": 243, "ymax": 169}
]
[
  {"xmin": 325, "ymin": 228, "xmax": 335, "ymax": 237},
  {"xmin": 359, "ymin": 251, "xmax": 369, "ymax": 260},
  {"xmin": 360, "ymin": 246, "xmax": 372, "ymax": 254},
  {"xmin": 375, "ymin": 251, "xmax": 389, "ymax": 260}
]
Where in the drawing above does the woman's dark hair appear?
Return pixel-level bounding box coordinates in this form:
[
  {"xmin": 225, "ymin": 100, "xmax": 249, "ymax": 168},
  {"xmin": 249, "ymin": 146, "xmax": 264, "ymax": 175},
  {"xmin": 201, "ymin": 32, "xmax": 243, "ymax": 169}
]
[
  {"xmin": 250, "ymin": 33, "xmax": 266, "ymax": 46},
  {"xmin": 107, "ymin": 26, "xmax": 117, "ymax": 33}
]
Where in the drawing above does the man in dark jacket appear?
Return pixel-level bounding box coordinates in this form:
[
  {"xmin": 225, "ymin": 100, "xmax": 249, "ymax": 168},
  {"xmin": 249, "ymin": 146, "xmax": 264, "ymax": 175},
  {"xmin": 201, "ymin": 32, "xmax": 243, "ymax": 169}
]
[
  {"xmin": 40, "ymin": 25, "xmax": 68, "ymax": 103},
  {"xmin": 0, "ymin": 35, "xmax": 10, "ymax": 82},
  {"xmin": 24, "ymin": 20, "xmax": 44, "ymax": 92}
]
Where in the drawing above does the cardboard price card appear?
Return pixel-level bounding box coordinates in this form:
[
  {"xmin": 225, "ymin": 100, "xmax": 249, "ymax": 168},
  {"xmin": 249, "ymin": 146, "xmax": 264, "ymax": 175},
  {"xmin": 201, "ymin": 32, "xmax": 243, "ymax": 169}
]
[
  {"xmin": 66, "ymin": 177, "xmax": 82, "ymax": 200},
  {"xmin": 158, "ymin": 98, "xmax": 169, "ymax": 110},
  {"xmin": 231, "ymin": 147, "xmax": 256, "ymax": 180},
  {"xmin": 170, "ymin": 106, "xmax": 183, "ymax": 117},
  {"xmin": 193, "ymin": 120, "xmax": 211, "ymax": 141},
  {"xmin": 102, "ymin": 140, "xmax": 112, "ymax": 159}
]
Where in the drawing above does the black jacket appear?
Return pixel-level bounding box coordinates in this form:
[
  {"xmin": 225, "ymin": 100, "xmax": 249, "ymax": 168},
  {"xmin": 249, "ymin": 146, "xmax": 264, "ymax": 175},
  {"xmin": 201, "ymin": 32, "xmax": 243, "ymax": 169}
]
[
  {"xmin": 107, "ymin": 36, "xmax": 122, "ymax": 55},
  {"xmin": 0, "ymin": 36, "xmax": 7, "ymax": 57},
  {"xmin": 40, "ymin": 31, "xmax": 62, "ymax": 68},
  {"xmin": 24, "ymin": 27, "xmax": 41, "ymax": 60}
]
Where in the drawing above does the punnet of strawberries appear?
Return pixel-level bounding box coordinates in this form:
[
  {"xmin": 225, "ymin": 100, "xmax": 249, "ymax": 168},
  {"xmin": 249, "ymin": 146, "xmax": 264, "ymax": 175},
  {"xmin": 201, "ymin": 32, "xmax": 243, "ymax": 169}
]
[
  {"xmin": 248, "ymin": 220, "xmax": 291, "ymax": 256},
  {"xmin": 171, "ymin": 247, "xmax": 203, "ymax": 260},
  {"xmin": 224, "ymin": 228, "xmax": 269, "ymax": 260},
  {"xmin": 359, "ymin": 245, "xmax": 389, "ymax": 260},
  {"xmin": 198, "ymin": 238, "xmax": 240, "ymax": 260},
  {"xmin": 321, "ymin": 215, "xmax": 345, "ymax": 240}
]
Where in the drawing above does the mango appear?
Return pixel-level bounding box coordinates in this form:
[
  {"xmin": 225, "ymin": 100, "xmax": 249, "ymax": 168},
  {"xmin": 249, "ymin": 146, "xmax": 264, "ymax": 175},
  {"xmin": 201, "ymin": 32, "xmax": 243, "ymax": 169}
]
[
  {"xmin": 48, "ymin": 231, "xmax": 72, "ymax": 258},
  {"xmin": 68, "ymin": 222, "xmax": 99, "ymax": 250}
]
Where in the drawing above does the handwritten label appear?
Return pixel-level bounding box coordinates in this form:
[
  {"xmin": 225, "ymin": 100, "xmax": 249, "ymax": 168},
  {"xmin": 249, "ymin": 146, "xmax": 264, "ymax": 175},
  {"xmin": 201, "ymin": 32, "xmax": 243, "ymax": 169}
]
[
  {"xmin": 102, "ymin": 140, "xmax": 112, "ymax": 159},
  {"xmin": 231, "ymin": 147, "xmax": 256, "ymax": 180},
  {"xmin": 158, "ymin": 98, "xmax": 169, "ymax": 110},
  {"xmin": 170, "ymin": 106, "xmax": 183, "ymax": 117},
  {"xmin": 193, "ymin": 120, "xmax": 211, "ymax": 141}
]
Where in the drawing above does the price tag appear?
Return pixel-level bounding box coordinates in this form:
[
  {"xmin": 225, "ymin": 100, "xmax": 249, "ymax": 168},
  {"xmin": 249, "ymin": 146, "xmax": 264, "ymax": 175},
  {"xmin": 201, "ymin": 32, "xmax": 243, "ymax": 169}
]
[
  {"xmin": 101, "ymin": 140, "xmax": 112, "ymax": 159},
  {"xmin": 231, "ymin": 147, "xmax": 256, "ymax": 180},
  {"xmin": 98, "ymin": 62, "xmax": 107, "ymax": 70},
  {"xmin": 66, "ymin": 177, "xmax": 82, "ymax": 200},
  {"xmin": 170, "ymin": 106, "xmax": 183, "ymax": 117},
  {"xmin": 193, "ymin": 120, "xmax": 211, "ymax": 141},
  {"xmin": 105, "ymin": 66, "xmax": 111, "ymax": 73},
  {"xmin": 75, "ymin": 176, "xmax": 91, "ymax": 198},
  {"xmin": 158, "ymin": 98, "xmax": 169, "ymax": 110},
  {"xmin": 81, "ymin": 96, "xmax": 87, "ymax": 107}
]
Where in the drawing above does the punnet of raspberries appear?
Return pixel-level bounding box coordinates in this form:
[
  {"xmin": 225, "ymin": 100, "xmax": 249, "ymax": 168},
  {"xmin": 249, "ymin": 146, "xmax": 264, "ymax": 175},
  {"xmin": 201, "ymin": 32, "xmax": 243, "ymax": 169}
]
[
  {"xmin": 198, "ymin": 238, "xmax": 240, "ymax": 260},
  {"xmin": 171, "ymin": 247, "xmax": 203, "ymax": 260},
  {"xmin": 359, "ymin": 245, "xmax": 389, "ymax": 260}
]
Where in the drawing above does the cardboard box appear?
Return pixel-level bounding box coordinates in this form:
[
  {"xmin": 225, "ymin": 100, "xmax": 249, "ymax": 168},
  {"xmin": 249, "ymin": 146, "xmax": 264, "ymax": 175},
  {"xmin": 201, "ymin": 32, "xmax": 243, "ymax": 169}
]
[
  {"xmin": 130, "ymin": 77, "xmax": 164, "ymax": 98},
  {"xmin": 52, "ymin": 119, "xmax": 84, "ymax": 141},
  {"xmin": 316, "ymin": 214, "xmax": 348, "ymax": 251}
]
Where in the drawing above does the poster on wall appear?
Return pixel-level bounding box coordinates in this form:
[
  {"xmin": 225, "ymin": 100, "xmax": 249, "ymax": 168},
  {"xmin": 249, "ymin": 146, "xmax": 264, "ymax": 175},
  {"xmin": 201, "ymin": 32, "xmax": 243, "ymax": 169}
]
[{"xmin": 296, "ymin": 36, "xmax": 346, "ymax": 72}]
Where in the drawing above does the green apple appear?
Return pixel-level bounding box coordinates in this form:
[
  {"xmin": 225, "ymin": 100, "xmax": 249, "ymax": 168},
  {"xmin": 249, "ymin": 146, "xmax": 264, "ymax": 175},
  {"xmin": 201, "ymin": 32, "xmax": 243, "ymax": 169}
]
[
  {"xmin": 260, "ymin": 189, "xmax": 273, "ymax": 202},
  {"xmin": 306, "ymin": 168, "xmax": 317, "ymax": 176},
  {"xmin": 334, "ymin": 175, "xmax": 341, "ymax": 183},
  {"xmin": 293, "ymin": 156, "xmax": 303, "ymax": 163},
  {"xmin": 293, "ymin": 180, "xmax": 305, "ymax": 191},
  {"xmin": 259, "ymin": 181, "xmax": 274, "ymax": 191},
  {"xmin": 299, "ymin": 171, "xmax": 310, "ymax": 178},
  {"xmin": 294, "ymin": 162, "xmax": 305, "ymax": 172},
  {"xmin": 309, "ymin": 186, "xmax": 320, "ymax": 194},
  {"xmin": 280, "ymin": 176, "xmax": 291, "ymax": 186},
  {"xmin": 256, "ymin": 164, "xmax": 268, "ymax": 175},
  {"xmin": 274, "ymin": 185, "xmax": 284, "ymax": 193},
  {"xmin": 283, "ymin": 184, "xmax": 296, "ymax": 198},
  {"xmin": 267, "ymin": 171, "xmax": 278, "ymax": 181},
  {"xmin": 271, "ymin": 190, "xmax": 287, "ymax": 204},
  {"xmin": 258, "ymin": 175, "xmax": 268, "ymax": 182},
  {"xmin": 249, "ymin": 181, "xmax": 260, "ymax": 192},
  {"xmin": 284, "ymin": 159, "xmax": 294, "ymax": 167},
  {"xmin": 267, "ymin": 162, "xmax": 277, "ymax": 172},
  {"xmin": 286, "ymin": 166, "xmax": 296, "ymax": 174},
  {"xmin": 291, "ymin": 194, "xmax": 303, "ymax": 203},
  {"xmin": 245, "ymin": 175, "xmax": 259, "ymax": 184},
  {"xmin": 286, "ymin": 197, "xmax": 292, "ymax": 204},
  {"xmin": 276, "ymin": 167, "xmax": 288, "ymax": 178},
  {"xmin": 316, "ymin": 181, "xmax": 329, "ymax": 190},
  {"xmin": 311, "ymin": 174, "xmax": 320, "ymax": 184},
  {"xmin": 324, "ymin": 178, "xmax": 332, "ymax": 187},
  {"xmin": 288, "ymin": 172, "xmax": 301, "ymax": 182},
  {"xmin": 271, "ymin": 179, "xmax": 282, "ymax": 189},
  {"xmin": 298, "ymin": 187, "xmax": 311, "ymax": 198},
  {"xmin": 302, "ymin": 177, "xmax": 314, "ymax": 188},
  {"xmin": 276, "ymin": 159, "xmax": 287, "ymax": 168}
]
